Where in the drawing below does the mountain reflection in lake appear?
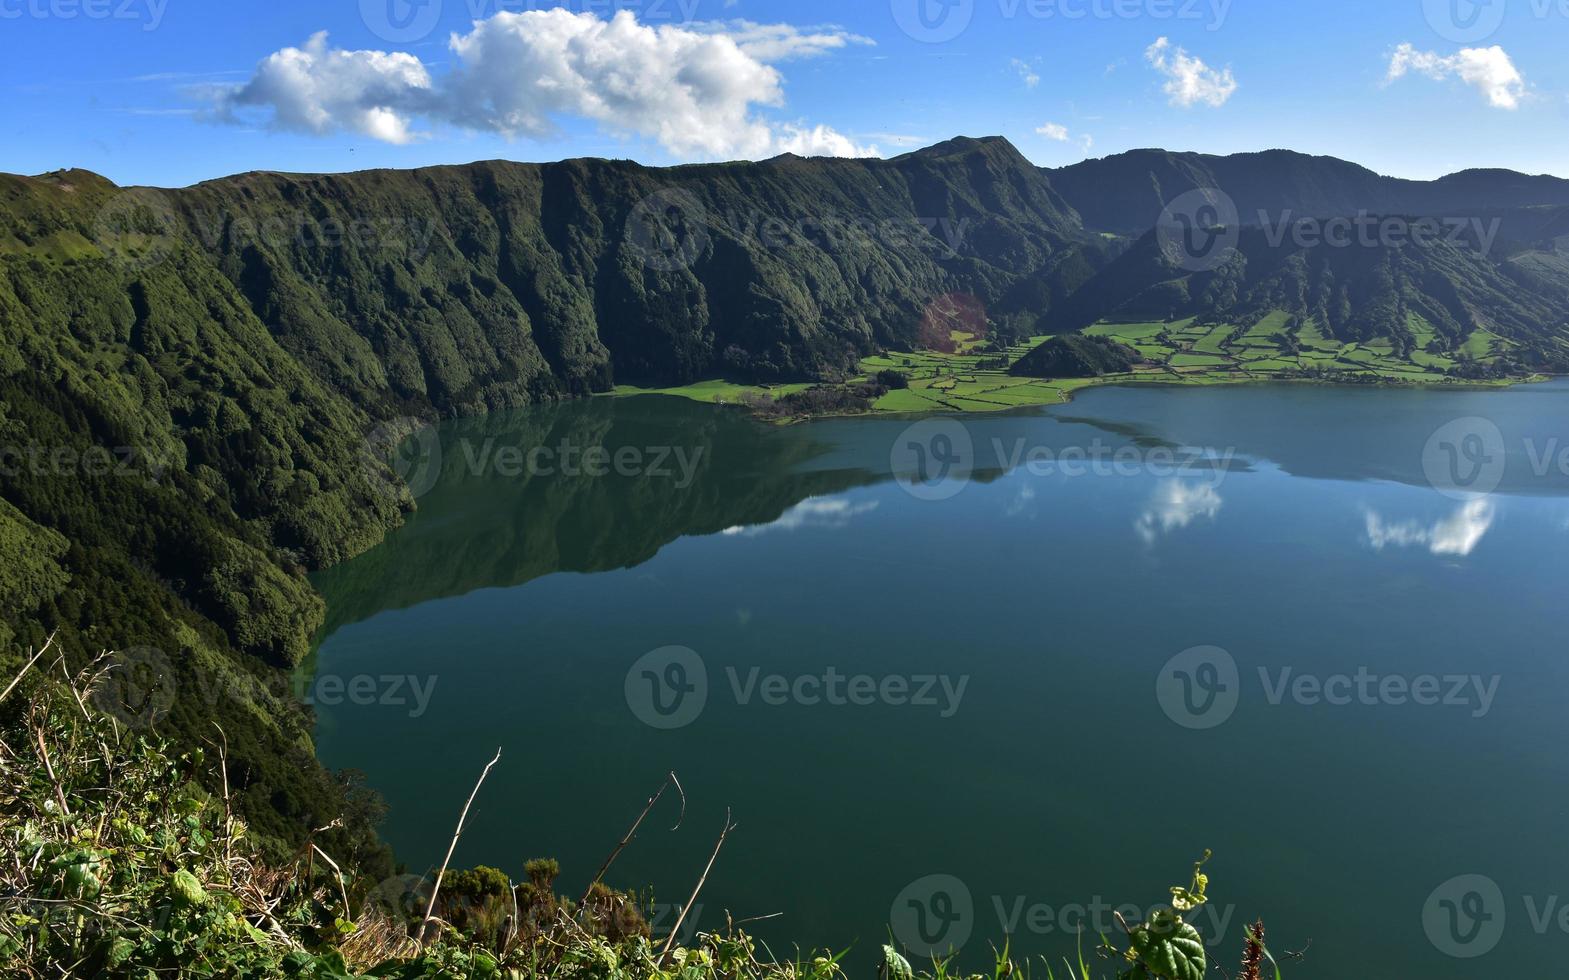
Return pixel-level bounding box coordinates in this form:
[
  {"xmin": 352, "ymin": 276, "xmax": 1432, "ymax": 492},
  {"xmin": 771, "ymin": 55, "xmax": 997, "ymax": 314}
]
[{"xmin": 314, "ymin": 381, "xmax": 1569, "ymax": 979}]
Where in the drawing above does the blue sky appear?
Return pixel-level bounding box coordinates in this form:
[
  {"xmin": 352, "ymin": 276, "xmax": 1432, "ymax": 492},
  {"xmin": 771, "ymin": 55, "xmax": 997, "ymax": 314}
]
[{"xmin": 3, "ymin": 0, "xmax": 1567, "ymax": 186}]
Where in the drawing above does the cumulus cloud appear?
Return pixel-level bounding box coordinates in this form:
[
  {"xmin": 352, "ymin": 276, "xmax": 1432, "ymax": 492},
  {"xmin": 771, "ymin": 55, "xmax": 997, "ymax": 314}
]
[
  {"xmin": 1364, "ymin": 498, "xmax": 1497, "ymax": 557},
  {"xmin": 213, "ymin": 10, "xmax": 876, "ymax": 159},
  {"xmin": 215, "ymin": 32, "xmax": 433, "ymax": 144},
  {"xmin": 1386, "ymin": 43, "xmax": 1525, "ymax": 109},
  {"xmin": 1145, "ymin": 37, "xmax": 1237, "ymax": 108}
]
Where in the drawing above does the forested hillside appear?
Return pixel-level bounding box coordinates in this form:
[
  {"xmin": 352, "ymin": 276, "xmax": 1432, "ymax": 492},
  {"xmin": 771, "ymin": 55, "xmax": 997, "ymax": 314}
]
[
  {"xmin": 0, "ymin": 136, "xmax": 1084, "ymax": 858},
  {"xmin": 5, "ymin": 135, "xmax": 1569, "ymax": 862}
]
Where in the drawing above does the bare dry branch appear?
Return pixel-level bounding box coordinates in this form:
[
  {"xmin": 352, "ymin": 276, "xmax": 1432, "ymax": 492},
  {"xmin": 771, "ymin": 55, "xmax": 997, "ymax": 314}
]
[
  {"xmin": 659, "ymin": 808, "xmax": 736, "ymax": 963},
  {"xmin": 1, "ymin": 633, "xmax": 55, "ymax": 705},
  {"xmin": 419, "ymin": 747, "xmax": 502, "ymax": 946},
  {"xmin": 580, "ymin": 770, "xmax": 682, "ymax": 905}
]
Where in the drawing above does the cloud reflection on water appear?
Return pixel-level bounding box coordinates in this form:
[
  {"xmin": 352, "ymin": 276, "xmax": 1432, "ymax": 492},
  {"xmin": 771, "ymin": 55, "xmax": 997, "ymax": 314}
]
[
  {"xmin": 722, "ymin": 495, "xmax": 879, "ymax": 538},
  {"xmin": 1363, "ymin": 497, "xmax": 1497, "ymax": 557},
  {"xmin": 1136, "ymin": 479, "xmax": 1224, "ymax": 544}
]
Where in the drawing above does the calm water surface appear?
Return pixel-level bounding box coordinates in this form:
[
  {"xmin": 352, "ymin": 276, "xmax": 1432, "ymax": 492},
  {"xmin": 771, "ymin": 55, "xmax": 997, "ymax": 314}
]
[{"xmin": 312, "ymin": 381, "xmax": 1569, "ymax": 977}]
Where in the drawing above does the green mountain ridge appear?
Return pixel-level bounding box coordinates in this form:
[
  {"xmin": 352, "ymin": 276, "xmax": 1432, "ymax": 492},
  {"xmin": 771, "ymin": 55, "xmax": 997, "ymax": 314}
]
[
  {"xmin": 1051, "ymin": 147, "xmax": 1569, "ymax": 234},
  {"xmin": 5, "ymin": 134, "xmax": 1569, "ymax": 864}
]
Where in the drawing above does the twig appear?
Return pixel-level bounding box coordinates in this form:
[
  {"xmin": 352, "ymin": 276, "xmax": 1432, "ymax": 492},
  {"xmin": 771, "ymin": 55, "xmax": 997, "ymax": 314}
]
[
  {"xmin": 659, "ymin": 808, "xmax": 735, "ymax": 963},
  {"xmin": 310, "ymin": 844, "xmax": 351, "ymax": 917},
  {"xmin": 52, "ymin": 648, "xmax": 92, "ymax": 723},
  {"xmin": 505, "ymin": 875, "xmax": 520, "ymax": 953},
  {"xmin": 209, "ymin": 724, "xmax": 234, "ymax": 865},
  {"xmin": 419, "ymin": 747, "xmax": 502, "ymax": 946},
  {"xmin": 1, "ymin": 634, "xmax": 55, "ymax": 705},
  {"xmin": 579, "ymin": 771, "xmax": 684, "ymax": 905},
  {"xmin": 34, "ymin": 727, "xmax": 71, "ymax": 818}
]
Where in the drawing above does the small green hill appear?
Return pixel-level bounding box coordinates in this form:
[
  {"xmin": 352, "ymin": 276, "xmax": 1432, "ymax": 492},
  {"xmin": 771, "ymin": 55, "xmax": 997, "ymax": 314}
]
[{"xmin": 1010, "ymin": 334, "xmax": 1140, "ymax": 378}]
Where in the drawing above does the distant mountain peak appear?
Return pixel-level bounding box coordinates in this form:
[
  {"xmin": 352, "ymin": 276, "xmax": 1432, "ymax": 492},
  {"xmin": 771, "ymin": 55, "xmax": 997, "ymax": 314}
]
[{"xmin": 899, "ymin": 135, "xmax": 1021, "ymax": 161}]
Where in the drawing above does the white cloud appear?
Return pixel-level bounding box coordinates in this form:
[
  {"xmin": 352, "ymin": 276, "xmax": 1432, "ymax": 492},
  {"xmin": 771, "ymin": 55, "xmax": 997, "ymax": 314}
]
[
  {"xmin": 217, "ymin": 32, "xmax": 433, "ymax": 144},
  {"xmin": 773, "ymin": 124, "xmax": 874, "ymax": 157},
  {"xmin": 1011, "ymin": 58, "xmax": 1041, "ymax": 89},
  {"xmin": 1386, "ymin": 43, "xmax": 1525, "ymax": 110},
  {"xmin": 214, "ymin": 10, "xmax": 876, "ymax": 159},
  {"xmin": 1036, "ymin": 122, "xmax": 1094, "ymax": 152},
  {"xmin": 709, "ymin": 20, "xmax": 874, "ymax": 62},
  {"xmin": 1145, "ymin": 37, "xmax": 1237, "ymax": 108},
  {"xmin": 1136, "ymin": 480, "xmax": 1223, "ymax": 544},
  {"xmin": 1364, "ymin": 498, "xmax": 1496, "ymax": 557}
]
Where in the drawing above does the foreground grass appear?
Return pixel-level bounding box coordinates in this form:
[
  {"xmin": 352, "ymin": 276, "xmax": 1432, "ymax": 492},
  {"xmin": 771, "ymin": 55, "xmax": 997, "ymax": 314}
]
[{"xmin": 1, "ymin": 637, "xmax": 1286, "ymax": 979}]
